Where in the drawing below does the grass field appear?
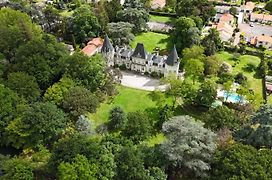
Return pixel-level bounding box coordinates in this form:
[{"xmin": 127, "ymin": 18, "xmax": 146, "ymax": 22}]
[
  {"xmin": 89, "ymin": 86, "xmax": 158, "ymax": 127},
  {"xmin": 215, "ymin": 51, "xmax": 265, "ymax": 105},
  {"xmin": 131, "ymin": 32, "xmax": 170, "ymax": 52},
  {"xmin": 149, "ymin": 15, "xmax": 174, "ymax": 24}
]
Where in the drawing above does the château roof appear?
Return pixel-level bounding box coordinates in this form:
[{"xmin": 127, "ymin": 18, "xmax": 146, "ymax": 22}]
[
  {"xmin": 131, "ymin": 43, "xmax": 147, "ymax": 59},
  {"xmin": 166, "ymin": 45, "xmax": 179, "ymax": 66},
  {"xmin": 101, "ymin": 34, "xmax": 114, "ymax": 53}
]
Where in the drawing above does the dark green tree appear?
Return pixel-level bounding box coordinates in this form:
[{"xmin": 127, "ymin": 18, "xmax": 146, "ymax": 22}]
[
  {"xmin": 201, "ymin": 28, "xmax": 222, "ymax": 56},
  {"xmin": 117, "ymin": 8, "xmax": 149, "ymax": 33},
  {"xmin": 121, "ymin": 111, "xmax": 152, "ymax": 143},
  {"xmin": 203, "ymin": 105, "xmax": 240, "ymax": 131},
  {"xmin": 108, "ymin": 106, "xmax": 127, "ymax": 132},
  {"xmin": 7, "ymin": 102, "xmax": 67, "ymax": 148},
  {"xmin": 62, "ymin": 86, "xmax": 99, "ymax": 119},
  {"xmin": 196, "ymin": 78, "xmax": 217, "ymax": 106},
  {"xmin": 161, "ymin": 115, "xmax": 217, "ymax": 178},
  {"xmin": 0, "ymin": 8, "xmax": 42, "ymax": 61},
  {"xmin": 235, "ymin": 104, "xmax": 272, "ymax": 148},
  {"xmin": 6, "ymin": 72, "xmax": 40, "ymax": 102},
  {"xmin": 107, "ymin": 22, "xmax": 135, "ymax": 46},
  {"xmin": 172, "ymin": 17, "xmax": 200, "ymax": 53},
  {"xmin": 210, "ymin": 143, "xmax": 272, "ymax": 179},
  {"xmin": 105, "ymin": 0, "xmax": 122, "ymax": 22},
  {"xmin": 71, "ymin": 5, "xmax": 101, "ymax": 43},
  {"xmin": 265, "ymin": 0, "xmax": 272, "ymax": 13},
  {"xmin": 204, "ymin": 55, "xmax": 221, "ymax": 76},
  {"xmin": 63, "ymin": 53, "xmax": 107, "ymax": 92}
]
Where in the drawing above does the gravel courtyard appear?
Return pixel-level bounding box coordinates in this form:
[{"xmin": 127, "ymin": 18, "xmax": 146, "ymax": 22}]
[{"xmin": 121, "ymin": 71, "xmax": 168, "ymax": 91}]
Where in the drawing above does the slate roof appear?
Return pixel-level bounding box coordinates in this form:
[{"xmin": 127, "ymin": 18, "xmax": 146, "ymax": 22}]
[
  {"xmin": 166, "ymin": 45, "xmax": 179, "ymax": 66},
  {"xmin": 131, "ymin": 43, "xmax": 147, "ymax": 59},
  {"xmin": 101, "ymin": 35, "xmax": 114, "ymax": 53}
]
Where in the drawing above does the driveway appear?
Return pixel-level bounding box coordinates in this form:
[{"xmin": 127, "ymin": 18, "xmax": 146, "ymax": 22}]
[
  {"xmin": 121, "ymin": 71, "xmax": 168, "ymax": 91},
  {"xmin": 239, "ymin": 23, "xmax": 272, "ymax": 37}
]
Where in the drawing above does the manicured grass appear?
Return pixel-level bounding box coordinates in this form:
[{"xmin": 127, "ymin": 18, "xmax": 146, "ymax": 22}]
[
  {"xmin": 88, "ymin": 86, "xmax": 158, "ymax": 127},
  {"xmin": 131, "ymin": 32, "xmax": 170, "ymax": 52},
  {"xmin": 215, "ymin": 51, "xmax": 264, "ymax": 104},
  {"xmin": 60, "ymin": 10, "xmax": 73, "ymax": 17},
  {"xmin": 149, "ymin": 15, "xmax": 174, "ymax": 24}
]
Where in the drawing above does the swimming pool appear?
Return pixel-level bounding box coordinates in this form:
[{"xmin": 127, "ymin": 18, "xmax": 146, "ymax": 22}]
[{"xmin": 217, "ymin": 90, "xmax": 245, "ymax": 104}]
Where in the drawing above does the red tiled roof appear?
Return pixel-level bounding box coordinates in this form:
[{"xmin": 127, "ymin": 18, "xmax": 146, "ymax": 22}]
[
  {"xmin": 220, "ymin": 13, "xmax": 234, "ymax": 23},
  {"xmin": 82, "ymin": 38, "xmax": 104, "ymax": 56},
  {"xmin": 257, "ymin": 35, "xmax": 272, "ymax": 43}
]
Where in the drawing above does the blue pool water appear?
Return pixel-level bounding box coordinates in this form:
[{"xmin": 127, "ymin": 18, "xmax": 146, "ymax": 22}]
[{"xmin": 223, "ymin": 92, "xmax": 243, "ymax": 103}]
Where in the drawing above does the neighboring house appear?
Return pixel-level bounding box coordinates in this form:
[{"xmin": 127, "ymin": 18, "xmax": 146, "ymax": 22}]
[
  {"xmin": 219, "ymin": 13, "xmax": 234, "ymax": 24},
  {"xmin": 215, "ymin": 5, "xmax": 230, "ymax": 14},
  {"xmin": 216, "ymin": 22, "xmax": 235, "ymax": 41},
  {"xmin": 255, "ymin": 35, "xmax": 272, "ymax": 49},
  {"xmin": 101, "ymin": 35, "xmax": 180, "ymax": 77},
  {"xmin": 250, "ymin": 13, "xmax": 272, "ymax": 24},
  {"xmin": 241, "ymin": 1, "xmax": 255, "ymax": 13},
  {"xmin": 151, "ymin": 0, "xmax": 166, "ymax": 9},
  {"xmin": 81, "ymin": 38, "xmax": 104, "ymax": 57}
]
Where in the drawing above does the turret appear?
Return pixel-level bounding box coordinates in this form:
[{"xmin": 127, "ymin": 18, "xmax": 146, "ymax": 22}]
[
  {"xmin": 101, "ymin": 35, "xmax": 115, "ymax": 66},
  {"xmin": 164, "ymin": 45, "xmax": 180, "ymax": 77}
]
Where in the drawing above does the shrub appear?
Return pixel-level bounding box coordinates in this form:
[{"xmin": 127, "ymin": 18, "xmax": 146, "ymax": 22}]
[{"xmin": 234, "ymin": 73, "xmax": 248, "ymax": 85}]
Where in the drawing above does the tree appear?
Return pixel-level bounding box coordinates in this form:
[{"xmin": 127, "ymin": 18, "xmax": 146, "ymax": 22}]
[
  {"xmin": 121, "ymin": 111, "xmax": 152, "ymax": 143},
  {"xmin": 117, "ymin": 8, "xmax": 149, "ymax": 33},
  {"xmin": 203, "ymin": 105, "xmax": 240, "ymax": 131},
  {"xmin": 204, "ymin": 55, "xmax": 221, "ymax": 76},
  {"xmin": 161, "ymin": 116, "xmax": 217, "ymax": 178},
  {"xmin": 76, "ymin": 115, "xmax": 95, "ymax": 136},
  {"xmin": 71, "ymin": 5, "xmax": 101, "ymax": 43},
  {"xmin": 13, "ymin": 34, "xmax": 68, "ymax": 90},
  {"xmin": 184, "ymin": 59, "xmax": 204, "ymax": 83},
  {"xmin": 7, "ymin": 102, "xmax": 67, "ymax": 148},
  {"xmin": 210, "ymin": 143, "xmax": 272, "ymax": 179},
  {"xmin": 180, "ymin": 79, "xmax": 199, "ymax": 106},
  {"xmin": 63, "ymin": 53, "xmax": 107, "ymax": 92},
  {"xmin": 235, "ymin": 104, "xmax": 272, "ymax": 148},
  {"xmin": 265, "ymin": 0, "xmax": 272, "ymax": 13},
  {"xmin": 229, "ymin": 6, "xmax": 238, "ymax": 15},
  {"xmin": 115, "ymin": 147, "xmax": 149, "ymax": 180},
  {"xmin": 196, "ymin": 78, "xmax": 217, "ymax": 106},
  {"xmin": 58, "ymin": 155, "xmax": 98, "ymax": 180},
  {"xmin": 0, "ymin": 84, "xmax": 23, "ymax": 146},
  {"xmin": 105, "ymin": 0, "xmax": 122, "ymax": 22},
  {"xmin": 172, "ymin": 17, "xmax": 200, "ymax": 53},
  {"xmin": 0, "ymin": 8, "xmax": 42, "ymax": 61},
  {"xmin": 201, "ymin": 28, "xmax": 222, "ymax": 56},
  {"xmin": 108, "ymin": 107, "xmax": 127, "ymax": 132},
  {"xmin": 2, "ymin": 157, "xmax": 34, "ymax": 180},
  {"xmin": 176, "ymin": 0, "xmax": 215, "ymax": 23},
  {"xmin": 107, "ymin": 22, "xmax": 134, "ymax": 46},
  {"xmin": 44, "ymin": 77, "xmax": 76, "ymax": 106},
  {"xmin": 6, "ymin": 72, "xmax": 40, "ymax": 102},
  {"xmin": 124, "ymin": 0, "xmax": 145, "ymax": 9},
  {"xmin": 62, "ymin": 86, "xmax": 99, "ymax": 119},
  {"xmin": 43, "ymin": 5, "xmax": 61, "ymax": 33}
]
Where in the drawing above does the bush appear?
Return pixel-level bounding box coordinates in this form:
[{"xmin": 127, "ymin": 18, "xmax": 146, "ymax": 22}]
[
  {"xmin": 119, "ymin": 64, "xmax": 127, "ymax": 70},
  {"xmin": 244, "ymin": 62, "xmax": 257, "ymax": 72},
  {"xmin": 217, "ymin": 73, "xmax": 234, "ymax": 84},
  {"xmin": 234, "ymin": 73, "xmax": 248, "ymax": 85},
  {"xmin": 150, "ymin": 71, "xmax": 159, "ymax": 78}
]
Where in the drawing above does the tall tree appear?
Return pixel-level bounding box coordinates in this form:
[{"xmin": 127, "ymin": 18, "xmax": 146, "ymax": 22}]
[
  {"xmin": 7, "ymin": 102, "xmax": 67, "ymax": 148},
  {"xmin": 235, "ymin": 104, "xmax": 272, "ymax": 148},
  {"xmin": 201, "ymin": 28, "xmax": 222, "ymax": 56},
  {"xmin": 184, "ymin": 59, "xmax": 204, "ymax": 83},
  {"xmin": 172, "ymin": 17, "xmax": 200, "ymax": 53},
  {"xmin": 161, "ymin": 115, "xmax": 217, "ymax": 178},
  {"xmin": 62, "ymin": 86, "xmax": 99, "ymax": 119},
  {"xmin": 108, "ymin": 106, "xmax": 127, "ymax": 132},
  {"xmin": 107, "ymin": 22, "xmax": 135, "ymax": 46},
  {"xmin": 121, "ymin": 111, "xmax": 152, "ymax": 143},
  {"xmin": 117, "ymin": 8, "xmax": 149, "ymax": 33},
  {"xmin": 6, "ymin": 72, "xmax": 40, "ymax": 102},
  {"xmin": 0, "ymin": 8, "xmax": 42, "ymax": 62},
  {"xmin": 71, "ymin": 5, "xmax": 101, "ymax": 43},
  {"xmin": 196, "ymin": 78, "xmax": 217, "ymax": 106},
  {"xmin": 63, "ymin": 53, "xmax": 108, "ymax": 92},
  {"xmin": 105, "ymin": 0, "xmax": 122, "ymax": 22}
]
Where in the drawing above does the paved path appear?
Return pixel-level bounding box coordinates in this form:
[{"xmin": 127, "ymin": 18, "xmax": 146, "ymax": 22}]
[{"xmin": 121, "ymin": 71, "xmax": 168, "ymax": 91}]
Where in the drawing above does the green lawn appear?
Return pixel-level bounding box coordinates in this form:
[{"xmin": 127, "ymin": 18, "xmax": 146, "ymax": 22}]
[
  {"xmin": 149, "ymin": 15, "xmax": 174, "ymax": 24},
  {"xmin": 88, "ymin": 86, "xmax": 158, "ymax": 127},
  {"xmin": 215, "ymin": 51, "xmax": 265, "ymax": 104},
  {"xmin": 131, "ymin": 32, "xmax": 170, "ymax": 52}
]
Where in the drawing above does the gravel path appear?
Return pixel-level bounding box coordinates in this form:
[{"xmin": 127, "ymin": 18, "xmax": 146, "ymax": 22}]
[{"xmin": 121, "ymin": 71, "xmax": 168, "ymax": 91}]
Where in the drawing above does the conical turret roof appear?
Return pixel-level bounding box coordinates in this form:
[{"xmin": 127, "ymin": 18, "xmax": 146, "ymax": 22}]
[
  {"xmin": 101, "ymin": 34, "xmax": 114, "ymax": 53},
  {"xmin": 166, "ymin": 45, "xmax": 179, "ymax": 66}
]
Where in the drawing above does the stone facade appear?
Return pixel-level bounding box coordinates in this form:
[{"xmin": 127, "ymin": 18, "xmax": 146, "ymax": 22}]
[{"xmin": 101, "ymin": 35, "xmax": 180, "ymax": 77}]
